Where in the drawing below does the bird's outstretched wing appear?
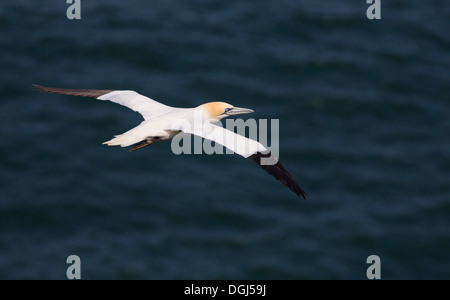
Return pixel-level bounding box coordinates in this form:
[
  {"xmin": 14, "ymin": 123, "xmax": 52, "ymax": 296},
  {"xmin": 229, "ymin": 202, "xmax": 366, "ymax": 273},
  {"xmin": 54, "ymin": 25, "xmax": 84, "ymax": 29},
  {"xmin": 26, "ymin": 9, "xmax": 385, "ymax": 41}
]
[
  {"xmin": 177, "ymin": 122, "xmax": 307, "ymax": 198},
  {"xmin": 33, "ymin": 85, "xmax": 173, "ymax": 120}
]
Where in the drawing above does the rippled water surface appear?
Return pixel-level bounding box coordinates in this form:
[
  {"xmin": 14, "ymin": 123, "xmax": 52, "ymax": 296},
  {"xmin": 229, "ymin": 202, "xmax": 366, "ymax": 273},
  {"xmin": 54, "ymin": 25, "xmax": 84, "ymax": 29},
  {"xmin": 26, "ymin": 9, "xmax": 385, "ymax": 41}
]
[{"xmin": 0, "ymin": 0, "xmax": 449, "ymax": 279}]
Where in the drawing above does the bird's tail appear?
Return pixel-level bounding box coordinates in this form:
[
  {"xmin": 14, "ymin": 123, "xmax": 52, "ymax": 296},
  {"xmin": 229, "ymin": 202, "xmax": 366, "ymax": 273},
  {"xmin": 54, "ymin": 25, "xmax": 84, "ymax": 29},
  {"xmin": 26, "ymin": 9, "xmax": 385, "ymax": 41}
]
[
  {"xmin": 102, "ymin": 134, "xmax": 139, "ymax": 147},
  {"xmin": 103, "ymin": 134, "xmax": 154, "ymax": 152}
]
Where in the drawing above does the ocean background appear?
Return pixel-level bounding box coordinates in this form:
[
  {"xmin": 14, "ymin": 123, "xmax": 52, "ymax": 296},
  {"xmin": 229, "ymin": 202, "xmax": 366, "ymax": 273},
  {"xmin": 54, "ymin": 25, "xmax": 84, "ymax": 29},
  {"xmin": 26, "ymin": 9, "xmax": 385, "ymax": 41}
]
[{"xmin": 0, "ymin": 0, "xmax": 449, "ymax": 279}]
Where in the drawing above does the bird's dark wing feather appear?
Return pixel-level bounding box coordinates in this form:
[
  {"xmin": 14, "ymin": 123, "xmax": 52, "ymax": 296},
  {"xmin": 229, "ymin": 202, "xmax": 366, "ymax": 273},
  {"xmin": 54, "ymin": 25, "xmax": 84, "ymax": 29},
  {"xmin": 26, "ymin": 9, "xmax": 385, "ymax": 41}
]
[
  {"xmin": 33, "ymin": 85, "xmax": 114, "ymax": 98},
  {"xmin": 248, "ymin": 152, "xmax": 307, "ymax": 199}
]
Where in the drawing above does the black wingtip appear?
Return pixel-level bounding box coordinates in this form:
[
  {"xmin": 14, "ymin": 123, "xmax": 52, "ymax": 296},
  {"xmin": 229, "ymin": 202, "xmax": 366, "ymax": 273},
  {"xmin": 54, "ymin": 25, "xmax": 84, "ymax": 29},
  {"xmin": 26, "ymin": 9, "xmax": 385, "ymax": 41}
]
[
  {"xmin": 32, "ymin": 85, "xmax": 114, "ymax": 98},
  {"xmin": 249, "ymin": 152, "xmax": 307, "ymax": 199}
]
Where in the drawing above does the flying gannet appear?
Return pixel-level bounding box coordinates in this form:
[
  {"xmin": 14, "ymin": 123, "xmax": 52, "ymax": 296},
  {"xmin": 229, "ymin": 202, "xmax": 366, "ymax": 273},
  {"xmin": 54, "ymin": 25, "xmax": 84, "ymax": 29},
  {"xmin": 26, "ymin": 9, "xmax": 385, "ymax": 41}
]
[{"xmin": 34, "ymin": 85, "xmax": 307, "ymax": 198}]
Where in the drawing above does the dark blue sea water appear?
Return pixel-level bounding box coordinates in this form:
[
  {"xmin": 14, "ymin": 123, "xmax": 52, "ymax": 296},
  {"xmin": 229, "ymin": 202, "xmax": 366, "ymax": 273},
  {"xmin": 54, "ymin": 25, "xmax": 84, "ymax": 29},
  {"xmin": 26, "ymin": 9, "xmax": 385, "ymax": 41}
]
[{"xmin": 0, "ymin": 0, "xmax": 449, "ymax": 279}]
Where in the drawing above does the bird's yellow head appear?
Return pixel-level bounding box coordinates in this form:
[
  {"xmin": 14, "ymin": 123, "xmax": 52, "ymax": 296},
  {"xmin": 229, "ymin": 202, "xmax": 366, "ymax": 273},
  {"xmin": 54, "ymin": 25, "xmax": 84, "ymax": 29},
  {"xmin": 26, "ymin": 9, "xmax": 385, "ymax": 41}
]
[{"xmin": 199, "ymin": 102, "xmax": 254, "ymax": 121}]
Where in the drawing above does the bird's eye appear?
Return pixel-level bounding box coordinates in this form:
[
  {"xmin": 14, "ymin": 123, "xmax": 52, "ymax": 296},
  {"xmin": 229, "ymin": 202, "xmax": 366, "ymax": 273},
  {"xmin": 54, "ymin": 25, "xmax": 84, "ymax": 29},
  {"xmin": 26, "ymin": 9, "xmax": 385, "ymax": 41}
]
[{"xmin": 224, "ymin": 108, "xmax": 231, "ymax": 113}]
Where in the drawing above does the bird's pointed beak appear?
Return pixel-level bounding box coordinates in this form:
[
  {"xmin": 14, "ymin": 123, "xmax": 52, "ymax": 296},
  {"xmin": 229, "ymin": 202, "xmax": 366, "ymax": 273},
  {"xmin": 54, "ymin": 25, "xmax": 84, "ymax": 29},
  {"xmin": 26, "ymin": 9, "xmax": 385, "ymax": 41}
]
[{"xmin": 226, "ymin": 107, "xmax": 254, "ymax": 116}]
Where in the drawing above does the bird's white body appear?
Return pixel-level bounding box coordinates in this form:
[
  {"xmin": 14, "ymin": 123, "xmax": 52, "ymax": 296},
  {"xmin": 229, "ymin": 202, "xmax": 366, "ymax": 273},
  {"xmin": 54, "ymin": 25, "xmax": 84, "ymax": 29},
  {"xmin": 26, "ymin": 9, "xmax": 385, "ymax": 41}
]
[
  {"xmin": 103, "ymin": 107, "xmax": 196, "ymax": 147},
  {"xmin": 98, "ymin": 90, "xmax": 209, "ymax": 146}
]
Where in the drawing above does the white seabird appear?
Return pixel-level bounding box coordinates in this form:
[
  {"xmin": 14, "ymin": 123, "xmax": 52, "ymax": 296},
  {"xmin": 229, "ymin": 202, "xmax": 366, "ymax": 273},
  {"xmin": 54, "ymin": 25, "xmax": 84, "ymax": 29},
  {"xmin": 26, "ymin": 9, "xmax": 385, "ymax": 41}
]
[{"xmin": 34, "ymin": 85, "xmax": 307, "ymax": 198}]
